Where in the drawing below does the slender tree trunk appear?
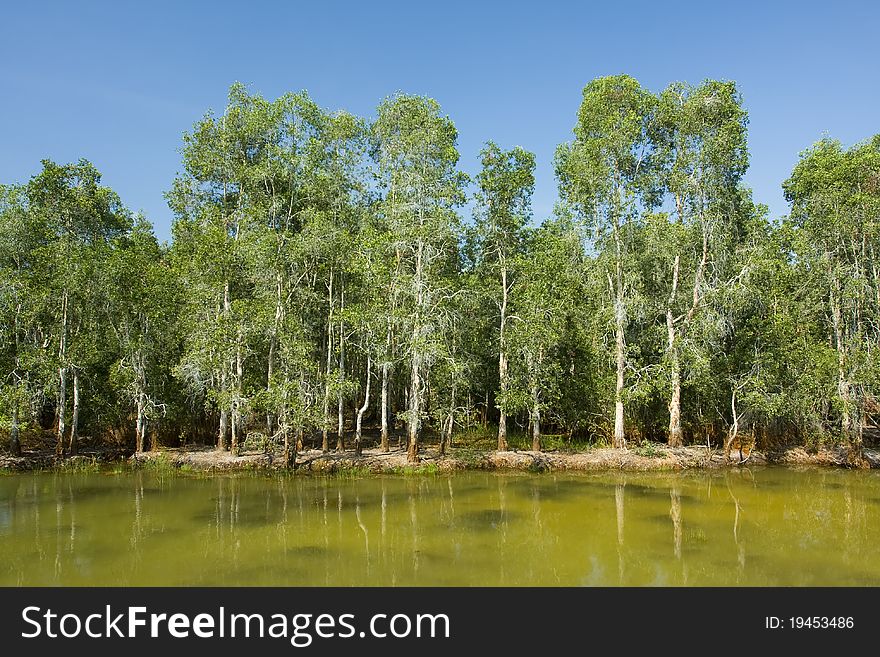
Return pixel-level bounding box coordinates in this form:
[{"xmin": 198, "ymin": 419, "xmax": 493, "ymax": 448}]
[
  {"xmin": 667, "ymin": 253, "xmax": 683, "ymax": 447},
  {"xmin": 355, "ymin": 356, "xmax": 371, "ymax": 456},
  {"xmin": 531, "ymin": 385, "xmax": 541, "ymax": 452},
  {"xmin": 613, "ymin": 296, "xmax": 626, "ymax": 449},
  {"xmin": 440, "ymin": 384, "xmax": 456, "ymax": 456},
  {"xmin": 267, "ymin": 273, "xmax": 283, "ymax": 436},
  {"xmin": 336, "ymin": 316, "xmax": 345, "ymax": 452},
  {"xmin": 135, "ymin": 390, "xmax": 146, "ymax": 454},
  {"xmin": 497, "ymin": 264, "xmax": 509, "ymax": 451},
  {"xmin": 322, "ymin": 270, "xmax": 334, "ymax": 452},
  {"xmin": 232, "ymin": 332, "xmax": 244, "ymax": 456},
  {"xmin": 407, "ymin": 352, "xmax": 421, "ymax": 463},
  {"xmin": 407, "ymin": 239, "xmax": 425, "ymax": 464},
  {"xmin": 230, "ymin": 401, "xmax": 239, "ymax": 457},
  {"xmin": 830, "ymin": 276, "xmax": 857, "ymax": 448},
  {"xmin": 380, "ymin": 361, "xmax": 390, "ymax": 452},
  {"xmin": 218, "ymin": 409, "xmax": 228, "ymax": 451},
  {"xmin": 724, "ymin": 388, "xmax": 739, "ymax": 462},
  {"xmin": 57, "ymin": 365, "xmax": 67, "ymax": 457},
  {"xmin": 10, "ymin": 406, "xmax": 21, "ymax": 456},
  {"xmin": 267, "ymin": 340, "xmax": 276, "ymax": 436},
  {"xmin": 56, "ymin": 289, "xmax": 69, "ymax": 457},
  {"xmin": 68, "ymin": 369, "xmax": 80, "ymax": 455},
  {"xmin": 218, "ymin": 279, "xmax": 232, "ymax": 452},
  {"xmin": 612, "ymin": 218, "xmax": 627, "ymax": 449}
]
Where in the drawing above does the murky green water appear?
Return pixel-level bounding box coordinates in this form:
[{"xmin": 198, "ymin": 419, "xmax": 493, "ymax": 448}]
[{"xmin": 1, "ymin": 467, "xmax": 879, "ymax": 586}]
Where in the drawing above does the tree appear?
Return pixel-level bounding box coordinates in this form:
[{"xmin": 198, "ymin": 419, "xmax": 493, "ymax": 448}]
[
  {"xmin": 651, "ymin": 79, "xmax": 749, "ymax": 445},
  {"xmin": 556, "ymin": 75, "xmax": 659, "ymax": 448},
  {"xmin": 372, "ymin": 94, "xmax": 466, "ymax": 462},
  {"xmin": 0, "ymin": 184, "xmax": 37, "ymax": 456},
  {"xmin": 24, "ymin": 160, "xmax": 130, "ymax": 455},
  {"xmin": 474, "ymin": 142, "xmax": 535, "ymax": 451},
  {"xmin": 784, "ymin": 136, "xmax": 880, "ymax": 457},
  {"xmin": 103, "ymin": 218, "xmax": 178, "ymax": 453},
  {"xmin": 506, "ymin": 218, "xmax": 583, "ymax": 450}
]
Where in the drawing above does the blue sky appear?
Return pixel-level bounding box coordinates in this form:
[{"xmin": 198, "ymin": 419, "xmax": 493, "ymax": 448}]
[{"xmin": 1, "ymin": 0, "xmax": 878, "ymax": 241}]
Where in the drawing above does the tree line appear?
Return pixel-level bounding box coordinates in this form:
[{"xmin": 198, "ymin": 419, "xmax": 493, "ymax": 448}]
[{"xmin": 1, "ymin": 75, "xmax": 878, "ymax": 464}]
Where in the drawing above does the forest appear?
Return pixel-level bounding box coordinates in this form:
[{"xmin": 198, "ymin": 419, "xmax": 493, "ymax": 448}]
[{"xmin": 1, "ymin": 75, "xmax": 878, "ymax": 466}]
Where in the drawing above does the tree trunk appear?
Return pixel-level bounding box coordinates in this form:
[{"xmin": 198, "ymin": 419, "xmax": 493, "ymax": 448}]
[
  {"xmin": 322, "ymin": 270, "xmax": 334, "ymax": 452},
  {"xmin": 68, "ymin": 368, "xmax": 79, "ymax": 455},
  {"xmin": 56, "ymin": 365, "xmax": 67, "ymax": 457},
  {"xmin": 10, "ymin": 406, "xmax": 21, "ymax": 456},
  {"xmin": 380, "ymin": 361, "xmax": 390, "ymax": 452},
  {"xmin": 613, "ymin": 297, "xmax": 626, "ymax": 449},
  {"xmin": 218, "ymin": 409, "xmax": 228, "ymax": 451},
  {"xmin": 407, "ymin": 238, "xmax": 425, "ymax": 464},
  {"xmin": 336, "ymin": 316, "xmax": 345, "ymax": 452},
  {"xmin": 666, "ymin": 253, "xmax": 683, "ymax": 447},
  {"xmin": 532, "ymin": 393, "xmax": 541, "ymax": 452},
  {"xmin": 611, "ymin": 205, "xmax": 627, "ymax": 450},
  {"xmin": 231, "ymin": 335, "xmax": 243, "ymax": 457},
  {"xmin": 724, "ymin": 388, "xmax": 739, "ymax": 462},
  {"xmin": 267, "ymin": 336, "xmax": 276, "ymax": 437},
  {"xmin": 407, "ymin": 352, "xmax": 421, "ymax": 463},
  {"xmin": 266, "ymin": 272, "xmax": 283, "ymax": 436},
  {"xmin": 668, "ymin": 353, "xmax": 683, "ymax": 447},
  {"xmin": 498, "ymin": 351, "xmax": 508, "ymax": 452},
  {"xmin": 56, "ymin": 289, "xmax": 69, "ymax": 457},
  {"xmin": 230, "ymin": 401, "xmax": 239, "ymax": 457},
  {"xmin": 135, "ymin": 390, "xmax": 146, "ymax": 454},
  {"xmin": 497, "ymin": 265, "xmax": 509, "ymax": 451},
  {"xmin": 355, "ymin": 356, "xmax": 371, "ymax": 456},
  {"xmin": 830, "ymin": 276, "xmax": 861, "ymax": 456}
]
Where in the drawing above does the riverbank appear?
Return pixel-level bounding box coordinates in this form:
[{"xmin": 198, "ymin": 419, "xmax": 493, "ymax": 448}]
[{"xmin": 2, "ymin": 443, "xmax": 878, "ymax": 474}]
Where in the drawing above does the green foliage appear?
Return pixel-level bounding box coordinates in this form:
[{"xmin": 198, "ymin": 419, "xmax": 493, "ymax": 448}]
[{"xmin": 1, "ymin": 77, "xmax": 876, "ymax": 465}]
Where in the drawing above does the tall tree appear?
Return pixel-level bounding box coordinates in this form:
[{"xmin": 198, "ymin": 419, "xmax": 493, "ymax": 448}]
[
  {"xmin": 556, "ymin": 75, "xmax": 658, "ymax": 448},
  {"xmin": 784, "ymin": 136, "xmax": 880, "ymax": 457},
  {"xmin": 652, "ymin": 79, "xmax": 749, "ymax": 446},
  {"xmin": 103, "ymin": 218, "xmax": 178, "ymax": 453},
  {"xmin": 372, "ymin": 94, "xmax": 466, "ymax": 462},
  {"xmin": 506, "ymin": 218, "xmax": 583, "ymax": 450},
  {"xmin": 474, "ymin": 142, "xmax": 535, "ymax": 451},
  {"xmin": 25, "ymin": 160, "xmax": 130, "ymax": 455}
]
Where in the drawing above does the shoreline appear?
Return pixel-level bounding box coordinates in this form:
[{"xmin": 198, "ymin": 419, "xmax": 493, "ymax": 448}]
[{"xmin": 2, "ymin": 443, "xmax": 878, "ymax": 474}]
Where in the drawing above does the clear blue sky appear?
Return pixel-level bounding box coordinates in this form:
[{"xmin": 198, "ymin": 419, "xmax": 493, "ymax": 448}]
[{"xmin": 2, "ymin": 0, "xmax": 878, "ymax": 242}]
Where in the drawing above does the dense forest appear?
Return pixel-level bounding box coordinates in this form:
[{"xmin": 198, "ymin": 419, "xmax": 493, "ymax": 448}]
[{"xmin": 1, "ymin": 75, "xmax": 878, "ymax": 465}]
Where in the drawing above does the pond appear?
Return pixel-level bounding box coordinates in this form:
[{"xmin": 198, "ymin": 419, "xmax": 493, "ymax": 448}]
[{"xmin": 1, "ymin": 467, "xmax": 878, "ymax": 586}]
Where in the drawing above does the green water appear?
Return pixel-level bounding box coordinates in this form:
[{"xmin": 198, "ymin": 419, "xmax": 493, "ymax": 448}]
[{"xmin": 1, "ymin": 467, "xmax": 879, "ymax": 586}]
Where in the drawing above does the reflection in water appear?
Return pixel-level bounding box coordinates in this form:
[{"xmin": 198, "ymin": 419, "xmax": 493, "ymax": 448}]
[
  {"xmin": 726, "ymin": 475, "xmax": 746, "ymax": 577},
  {"xmin": 615, "ymin": 480, "xmax": 625, "ymax": 584},
  {"xmin": 1, "ymin": 469, "xmax": 880, "ymax": 586},
  {"xmin": 669, "ymin": 486, "xmax": 681, "ymax": 561}
]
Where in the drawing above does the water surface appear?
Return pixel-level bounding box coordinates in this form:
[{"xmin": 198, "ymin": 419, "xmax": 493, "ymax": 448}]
[{"xmin": 1, "ymin": 467, "xmax": 878, "ymax": 585}]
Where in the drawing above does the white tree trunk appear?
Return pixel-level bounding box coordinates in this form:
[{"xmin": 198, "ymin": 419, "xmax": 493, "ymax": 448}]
[
  {"xmin": 667, "ymin": 253, "xmax": 683, "ymax": 447},
  {"xmin": 56, "ymin": 289, "xmax": 69, "ymax": 456},
  {"xmin": 69, "ymin": 368, "xmax": 80, "ymax": 455},
  {"xmin": 381, "ymin": 360, "xmax": 390, "ymax": 452},
  {"xmin": 497, "ymin": 264, "xmax": 509, "ymax": 451},
  {"xmin": 355, "ymin": 356, "xmax": 371, "ymax": 455}
]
